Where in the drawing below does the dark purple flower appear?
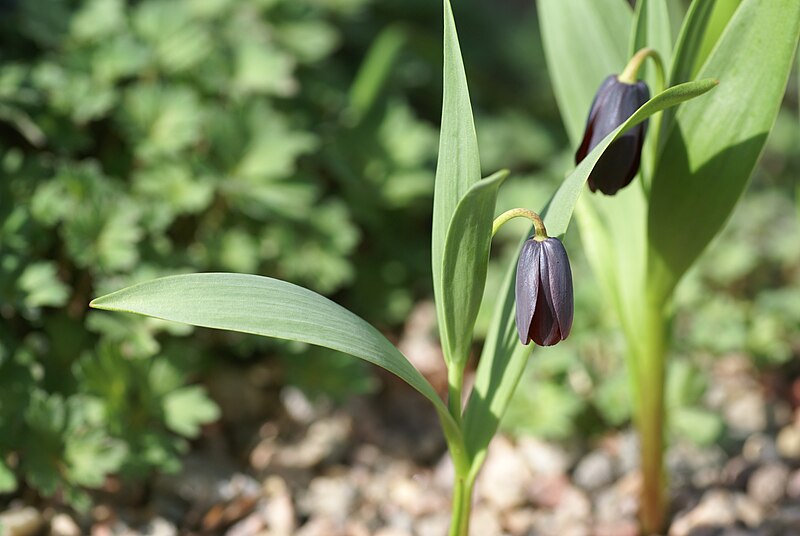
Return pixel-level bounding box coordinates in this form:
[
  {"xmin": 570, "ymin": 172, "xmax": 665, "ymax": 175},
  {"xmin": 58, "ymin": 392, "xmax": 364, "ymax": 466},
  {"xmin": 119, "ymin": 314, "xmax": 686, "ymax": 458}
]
[
  {"xmin": 515, "ymin": 237, "xmax": 573, "ymax": 346},
  {"xmin": 575, "ymin": 75, "xmax": 650, "ymax": 196}
]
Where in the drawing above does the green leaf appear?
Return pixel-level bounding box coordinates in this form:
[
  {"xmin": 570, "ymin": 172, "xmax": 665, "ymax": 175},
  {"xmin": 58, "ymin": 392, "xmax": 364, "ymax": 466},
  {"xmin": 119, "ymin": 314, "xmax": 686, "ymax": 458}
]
[
  {"xmin": 346, "ymin": 24, "xmax": 406, "ymax": 123},
  {"xmin": 631, "ymin": 0, "xmax": 672, "ymax": 184},
  {"xmin": 462, "ymin": 80, "xmax": 716, "ymax": 470},
  {"xmin": 501, "ymin": 379, "xmax": 584, "ymax": 440},
  {"xmin": 663, "ymin": 0, "xmax": 741, "ymax": 141},
  {"xmin": 668, "ymin": 0, "xmax": 717, "ymax": 86},
  {"xmin": 575, "ymin": 187, "xmax": 648, "ymax": 345},
  {"xmin": 670, "ymin": 407, "xmax": 723, "ymax": 446},
  {"xmin": 0, "ymin": 460, "xmax": 17, "ymax": 494},
  {"xmin": 164, "ymin": 386, "xmax": 221, "ymax": 438},
  {"xmin": 462, "ymin": 242, "xmax": 529, "ymax": 469},
  {"xmin": 630, "ymin": 0, "xmax": 672, "ymax": 87},
  {"xmin": 432, "ymin": 0, "xmax": 482, "ymax": 364},
  {"xmin": 544, "ymin": 79, "xmax": 718, "ymax": 238},
  {"xmin": 648, "ymin": 0, "xmax": 800, "ymax": 300},
  {"xmin": 689, "ymin": 0, "xmax": 742, "ymax": 82},
  {"xmin": 19, "ymin": 262, "xmax": 70, "ymax": 309},
  {"xmin": 90, "ymin": 273, "xmax": 464, "ymax": 463},
  {"xmin": 65, "ymin": 430, "xmax": 126, "ymax": 488},
  {"xmin": 441, "ymin": 170, "xmax": 508, "ymax": 367},
  {"xmin": 538, "ymin": 0, "xmax": 632, "ymax": 142},
  {"xmin": 538, "ymin": 0, "xmax": 649, "ymax": 349}
]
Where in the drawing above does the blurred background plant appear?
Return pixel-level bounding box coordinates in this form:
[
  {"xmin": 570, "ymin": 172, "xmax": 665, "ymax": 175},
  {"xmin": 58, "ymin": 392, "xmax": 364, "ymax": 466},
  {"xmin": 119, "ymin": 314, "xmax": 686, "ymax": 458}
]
[
  {"xmin": 0, "ymin": 0, "xmax": 559, "ymax": 506},
  {"xmin": 0, "ymin": 0, "xmax": 797, "ymax": 519}
]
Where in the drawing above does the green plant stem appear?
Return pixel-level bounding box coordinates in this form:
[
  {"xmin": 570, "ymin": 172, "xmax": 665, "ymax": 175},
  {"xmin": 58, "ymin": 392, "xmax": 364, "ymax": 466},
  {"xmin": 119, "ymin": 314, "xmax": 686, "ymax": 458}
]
[
  {"xmin": 633, "ymin": 299, "xmax": 667, "ymax": 534},
  {"xmin": 619, "ymin": 47, "xmax": 666, "ymax": 94},
  {"xmin": 447, "ymin": 365, "xmax": 464, "ymax": 427},
  {"xmin": 492, "ymin": 208, "xmax": 547, "ymax": 239},
  {"xmin": 446, "ymin": 364, "xmax": 472, "ymax": 536},
  {"xmin": 448, "ymin": 474, "xmax": 474, "ymax": 536}
]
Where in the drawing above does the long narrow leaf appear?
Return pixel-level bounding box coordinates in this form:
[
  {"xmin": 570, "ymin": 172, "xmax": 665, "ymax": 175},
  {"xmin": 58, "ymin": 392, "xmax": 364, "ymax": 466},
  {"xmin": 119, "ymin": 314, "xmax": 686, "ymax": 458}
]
[
  {"xmin": 630, "ymin": 0, "xmax": 672, "ymax": 86},
  {"xmin": 538, "ymin": 0, "xmax": 647, "ymax": 352},
  {"xmin": 662, "ymin": 0, "xmax": 741, "ymax": 143},
  {"xmin": 90, "ymin": 274, "xmax": 463, "ymax": 447},
  {"xmin": 462, "ymin": 236, "xmax": 529, "ymax": 468},
  {"xmin": 544, "ymin": 79, "xmax": 717, "ymax": 238},
  {"xmin": 538, "ymin": 0, "xmax": 632, "ymax": 142},
  {"xmin": 346, "ymin": 25, "xmax": 407, "ymax": 124},
  {"xmin": 648, "ymin": 0, "xmax": 800, "ymax": 300},
  {"xmin": 462, "ymin": 79, "xmax": 716, "ymax": 467},
  {"xmin": 631, "ymin": 0, "xmax": 672, "ymax": 188},
  {"xmin": 668, "ymin": 0, "xmax": 718, "ymax": 85},
  {"xmin": 441, "ymin": 170, "xmax": 509, "ymax": 367},
  {"xmin": 432, "ymin": 0, "xmax": 481, "ymax": 364}
]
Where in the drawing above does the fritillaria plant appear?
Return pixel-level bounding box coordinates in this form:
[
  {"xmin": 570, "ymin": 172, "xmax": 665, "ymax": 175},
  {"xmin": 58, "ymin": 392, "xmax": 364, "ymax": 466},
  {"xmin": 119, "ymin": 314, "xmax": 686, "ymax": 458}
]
[
  {"xmin": 538, "ymin": 0, "xmax": 799, "ymax": 532},
  {"xmin": 85, "ymin": 0, "xmax": 787, "ymax": 534}
]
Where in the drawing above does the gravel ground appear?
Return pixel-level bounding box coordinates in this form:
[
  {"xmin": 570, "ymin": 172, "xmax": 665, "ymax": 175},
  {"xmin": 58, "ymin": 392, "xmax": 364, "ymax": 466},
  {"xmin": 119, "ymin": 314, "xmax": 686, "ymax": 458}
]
[{"xmin": 2, "ymin": 308, "xmax": 799, "ymax": 536}]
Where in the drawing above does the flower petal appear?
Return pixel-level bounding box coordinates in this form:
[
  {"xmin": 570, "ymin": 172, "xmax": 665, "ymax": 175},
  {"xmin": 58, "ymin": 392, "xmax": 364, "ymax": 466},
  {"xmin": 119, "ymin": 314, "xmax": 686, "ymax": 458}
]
[
  {"xmin": 514, "ymin": 239, "xmax": 541, "ymax": 344},
  {"xmin": 531, "ymin": 242, "xmax": 561, "ymax": 346},
  {"xmin": 542, "ymin": 237, "xmax": 573, "ymax": 340}
]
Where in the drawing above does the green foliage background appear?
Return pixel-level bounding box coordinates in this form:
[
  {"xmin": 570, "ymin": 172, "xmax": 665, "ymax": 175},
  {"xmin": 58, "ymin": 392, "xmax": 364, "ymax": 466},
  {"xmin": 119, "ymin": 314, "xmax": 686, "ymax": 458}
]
[
  {"xmin": 0, "ymin": 0, "xmax": 797, "ymax": 507},
  {"xmin": 0, "ymin": 0, "xmax": 558, "ymax": 504}
]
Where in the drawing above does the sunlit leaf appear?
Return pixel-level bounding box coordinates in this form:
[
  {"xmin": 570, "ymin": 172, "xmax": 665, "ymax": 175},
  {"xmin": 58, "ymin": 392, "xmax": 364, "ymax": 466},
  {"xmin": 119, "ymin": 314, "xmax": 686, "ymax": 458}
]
[
  {"xmin": 441, "ymin": 170, "xmax": 508, "ymax": 368},
  {"xmin": 463, "ymin": 80, "xmax": 716, "ymax": 469},
  {"xmin": 648, "ymin": 0, "xmax": 800, "ymax": 300},
  {"xmin": 538, "ymin": 0, "xmax": 632, "ymax": 142},
  {"xmin": 90, "ymin": 274, "xmax": 463, "ymax": 453},
  {"xmin": 432, "ymin": 0, "xmax": 482, "ymax": 364}
]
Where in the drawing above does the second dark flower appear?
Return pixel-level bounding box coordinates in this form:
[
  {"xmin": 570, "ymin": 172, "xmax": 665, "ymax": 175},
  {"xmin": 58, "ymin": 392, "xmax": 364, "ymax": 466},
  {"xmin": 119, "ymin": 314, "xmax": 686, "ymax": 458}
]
[{"xmin": 575, "ymin": 75, "xmax": 649, "ymax": 196}]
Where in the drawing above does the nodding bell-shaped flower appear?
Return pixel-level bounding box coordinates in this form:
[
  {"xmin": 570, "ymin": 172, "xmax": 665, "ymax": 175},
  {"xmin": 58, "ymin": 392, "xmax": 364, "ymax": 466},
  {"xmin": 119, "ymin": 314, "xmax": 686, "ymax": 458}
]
[
  {"xmin": 575, "ymin": 75, "xmax": 649, "ymax": 196},
  {"xmin": 515, "ymin": 236, "xmax": 573, "ymax": 346}
]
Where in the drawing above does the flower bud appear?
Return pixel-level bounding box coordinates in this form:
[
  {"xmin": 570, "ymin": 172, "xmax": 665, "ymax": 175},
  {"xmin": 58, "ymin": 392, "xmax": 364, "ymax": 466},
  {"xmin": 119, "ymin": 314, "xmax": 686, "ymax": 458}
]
[
  {"xmin": 575, "ymin": 75, "xmax": 649, "ymax": 196},
  {"xmin": 515, "ymin": 236, "xmax": 573, "ymax": 346}
]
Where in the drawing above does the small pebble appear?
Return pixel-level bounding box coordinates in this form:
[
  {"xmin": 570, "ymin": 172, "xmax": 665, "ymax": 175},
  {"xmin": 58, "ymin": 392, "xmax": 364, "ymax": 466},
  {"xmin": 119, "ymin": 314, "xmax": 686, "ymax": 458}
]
[
  {"xmin": 517, "ymin": 437, "xmax": 571, "ymax": 476},
  {"xmin": 572, "ymin": 450, "xmax": 614, "ymax": 492},
  {"xmin": 475, "ymin": 436, "xmax": 531, "ymax": 510},
  {"xmin": 416, "ymin": 512, "xmax": 450, "ymax": 536},
  {"xmin": 593, "ymin": 520, "xmax": 638, "ymax": 536},
  {"xmin": 786, "ymin": 469, "xmax": 800, "ymax": 499},
  {"xmin": 50, "ymin": 513, "xmax": 80, "ymax": 536},
  {"xmin": 669, "ymin": 490, "xmax": 737, "ymax": 536},
  {"xmin": 503, "ymin": 508, "xmax": 536, "ymax": 535},
  {"xmin": 747, "ymin": 463, "xmax": 789, "ymax": 505},
  {"xmin": 225, "ymin": 508, "xmax": 266, "ymax": 536},
  {"xmin": 721, "ymin": 456, "xmax": 754, "ymax": 489},
  {"xmin": 527, "ymin": 473, "xmax": 569, "ymax": 508},
  {"xmin": 294, "ymin": 517, "xmax": 338, "ymax": 536},
  {"xmin": 142, "ymin": 517, "xmax": 177, "ymax": 536},
  {"xmin": 263, "ymin": 476, "xmax": 296, "ymax": 534},
  {"xmin": 742, "ymin": 433, "xmax": 779, "ymax": 463},
  {"xmin": 272, "ymin": 415, "xmax": 352, "ymax": 469},
  {"xmin": 374, "ymin": 528, "xmax": 412, "ymax": 536},
  {"xmin": 0, "ymin": 508, "xmax": 44, "ymax": 536},
  {"xmin": 725, "ymin": 392, "xmax": 767, "ymax": 433},
  {"xmin": 732, "ymin": 493, "xmax": 763, "ymax": 527},
  {"xmin": 553, "ymin": 486, "xmax": 591, "ymax": 522},
  {"xmin": 776, "ymin": 425, "xmax": 800, "ymax": 460},
  {"xmin": 298, "ymin": 474, "xmax": 357, "ymax": 522},
  {"xmin": 593, "ymin": 474, "xmax": 640, "ymax": 524},
  {"xmin": 471, "ymin": 506, "xmax": 503, "ymax": 536},
  {"xmin": 615, "ymin": 432, "xmax": 640, "ymax": 476}
]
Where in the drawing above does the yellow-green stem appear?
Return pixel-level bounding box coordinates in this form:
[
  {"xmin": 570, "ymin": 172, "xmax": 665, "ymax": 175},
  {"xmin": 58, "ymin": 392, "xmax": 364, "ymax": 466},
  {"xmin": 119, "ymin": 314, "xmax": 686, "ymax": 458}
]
[
  {"xmin": 634, "ymin": 299, "xmax": 668, "ymax": 534},
  {"xmin": 447, "ymin": 365, "xmax": 464, "ymax": 427},
  {"xmin": 492, "ymin": 208, "xmax": 547, "ymax": 239},
  {"xmin": 618, "ymin": 47, "xmax": 666, "ymax": 94},
  {"xmin": 448, "ymin": 475, "xmax": 474, "ymax": 536}
]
